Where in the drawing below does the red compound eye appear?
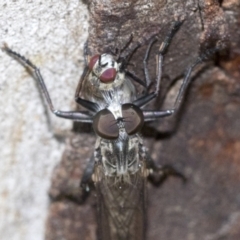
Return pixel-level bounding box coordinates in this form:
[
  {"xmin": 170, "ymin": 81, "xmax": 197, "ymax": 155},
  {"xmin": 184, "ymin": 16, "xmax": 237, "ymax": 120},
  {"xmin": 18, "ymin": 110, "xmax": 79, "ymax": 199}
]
[
  {"xmin": 99, "ymin": 68, "xmax": 117, "ymax": 83},
  {"xmin": 88, "ymin": 54, "xmax": 100, "ymax": 70}
]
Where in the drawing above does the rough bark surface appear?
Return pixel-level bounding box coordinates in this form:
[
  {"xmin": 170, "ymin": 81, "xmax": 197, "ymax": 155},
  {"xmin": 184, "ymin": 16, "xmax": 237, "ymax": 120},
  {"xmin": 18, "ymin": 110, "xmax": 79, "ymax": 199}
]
[
  {"xmin": 0, "ymin": 1, "xmax": 88, "ymax": 240},
  {"xmin": 46, "ymin": 0, "xmax": 240, "ymax": 240}
]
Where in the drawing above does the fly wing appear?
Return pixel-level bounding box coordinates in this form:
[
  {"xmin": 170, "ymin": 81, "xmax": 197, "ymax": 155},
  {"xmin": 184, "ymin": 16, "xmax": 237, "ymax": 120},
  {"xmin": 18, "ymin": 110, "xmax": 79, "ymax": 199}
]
[{"xmin": 94, "ymin": 165, "xmax": 147, "ymax": 240}]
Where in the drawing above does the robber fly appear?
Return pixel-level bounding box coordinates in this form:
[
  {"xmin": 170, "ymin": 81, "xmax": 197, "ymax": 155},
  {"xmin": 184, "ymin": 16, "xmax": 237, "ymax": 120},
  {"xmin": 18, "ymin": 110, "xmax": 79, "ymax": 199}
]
[{"xmin": 3, "ymin": 20, "xmax": 207, "ymax": 240}]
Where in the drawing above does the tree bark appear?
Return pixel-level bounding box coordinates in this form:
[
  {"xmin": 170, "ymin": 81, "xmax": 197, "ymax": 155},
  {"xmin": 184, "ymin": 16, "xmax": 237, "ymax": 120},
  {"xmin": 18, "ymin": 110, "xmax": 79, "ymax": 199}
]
[{"xmin": 46, "ymin": 0, "xmax": 240, "ymax": 240}]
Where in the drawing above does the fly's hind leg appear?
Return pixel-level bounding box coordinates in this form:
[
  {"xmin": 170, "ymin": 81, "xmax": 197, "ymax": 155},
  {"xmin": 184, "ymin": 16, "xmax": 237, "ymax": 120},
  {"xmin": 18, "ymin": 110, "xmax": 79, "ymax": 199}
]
[
  {"xmin": 2, "ymin": 43, "xmax": 94, "ymax": 122},
  {"xmin": 141, "ymin": 146, "xmax": 186, "ymax": 185},
  {"xmin": 81, "ymin": 155, "xmax": 95, "ymax": 192},
  {"xmin": 79, "ymin": 155, "xmax": 96, "ymax": 203},
  {"xmin": 80, "ymin": 145, "xmax": 102, "ymax": 189},
  {"xmin": 148, "ymin": 162, "xmax": 187, "ymax": 186},
  {"xmin": 125, "ymin": 21, "xmax": 184, "ymax": 96}
]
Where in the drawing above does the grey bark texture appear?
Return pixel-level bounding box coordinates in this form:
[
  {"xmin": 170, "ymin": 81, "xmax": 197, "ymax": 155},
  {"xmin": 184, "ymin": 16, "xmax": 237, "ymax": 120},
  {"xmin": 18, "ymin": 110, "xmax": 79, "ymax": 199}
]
[{"xmin": 0, "ymin": 1, "xmax": 88, "ymax": 240}]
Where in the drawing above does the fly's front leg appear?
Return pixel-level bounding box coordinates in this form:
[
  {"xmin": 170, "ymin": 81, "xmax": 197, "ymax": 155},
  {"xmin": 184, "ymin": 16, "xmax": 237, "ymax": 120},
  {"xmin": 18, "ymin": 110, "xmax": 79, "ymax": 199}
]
[
  {"xmin": 143, "ymin": 47, "xmax": 218, "ymax": 122},
  {"xmin": 141, "ymin": 145, "xmax": 186, "ymax": 185},
  {"xmin": 126, "ymin": 21, "xmax": 184, "ymax": 100},
  {"xmin": 144, "ymin": 20, "xmax": 184, "ymax": 94},
  {"xmin": 118, "ymin": 35, "xmax": 148, "ymax": 89},
  {"xmin": 2, "ymin": 44, "xmax": 93, "ymax": 122},
  {"xmin": 83, "ymin": 40, "xmax": 92, "ymax": 66},
  {"xmin": 125, "ymin": 70, "xmax": 147, "ymax": 89}
]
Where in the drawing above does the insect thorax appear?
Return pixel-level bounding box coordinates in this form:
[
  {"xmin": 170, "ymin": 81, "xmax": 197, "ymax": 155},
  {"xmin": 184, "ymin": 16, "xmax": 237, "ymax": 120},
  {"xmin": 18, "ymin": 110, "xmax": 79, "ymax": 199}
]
[{"xmin": 95, "ymin": 134, "xmax": 143, "ymax": 182}]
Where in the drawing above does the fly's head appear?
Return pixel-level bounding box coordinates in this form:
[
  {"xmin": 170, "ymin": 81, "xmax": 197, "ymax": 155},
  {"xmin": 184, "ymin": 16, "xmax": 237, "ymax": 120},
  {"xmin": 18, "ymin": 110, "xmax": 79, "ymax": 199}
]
[
  {"xmin": 89, "ymin": 54, "xmax": 117, "ymax": 83},
  {"xmin": 88, "ymin": 54, "xmax": 125, "ymax": 90}
]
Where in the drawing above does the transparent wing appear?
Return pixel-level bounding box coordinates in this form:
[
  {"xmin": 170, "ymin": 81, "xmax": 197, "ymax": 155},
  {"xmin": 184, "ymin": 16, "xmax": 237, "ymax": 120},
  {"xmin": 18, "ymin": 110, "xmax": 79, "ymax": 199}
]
[{"xmin": 94, "ymin": 165, "xmax": 147, "ymax": 240}]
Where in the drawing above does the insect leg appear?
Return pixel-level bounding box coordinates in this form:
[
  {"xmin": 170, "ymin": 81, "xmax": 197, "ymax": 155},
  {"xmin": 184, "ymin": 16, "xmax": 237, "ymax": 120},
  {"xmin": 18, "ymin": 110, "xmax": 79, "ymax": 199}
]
[
  {"xmin": 149, "ymin": 163, "xmax": 187, "ymax": 186},
  {"xmin": 172, "ymin": 48, "xmax": 218, "ymax": 111},
  {"xmin": 143, "ymin": 109, "xmax": 173, "ymax": 121},
  {"xmin": 118, "ymin": 34, "xmax": 134, "ymax": 58},
  {"xmin": 80, "ymin": 155, "xmax": 95, "ymax": 191},
  {"xmin": 141, "ymin": 146, "xmax": 186, "ymax": 185},
  {"xmin": 154, "ymin": 20, "xmax": 183, "ymax": 95},
  {"xmin": 142, "ymin": 58, "xmax": 196, "ymax": 122},
  {"xmin": 75, "ymin": 97, "xmax": 99, "ymax": 112},
  {"xmin": 122, "ymin": 37, "xmax": 157, "ymax": 91},
  {"xmin": 142, "ymin": 47, "xmax": 218, "ymax": 122},
  {"xmin": 125, "ymin": 70, "xmax": 147, "ymax": 88},
  {"xmin": 143, "ymin": 37, "xmax": 157, "ymax": 88},
  {"xmin": 2, "ymin": 44, "xmax": 93, "ymax": 122},
  {"xmin": 133, "ymin": 92, "xmax": 156, "ymax": 107},
  {"xmin": 73, "ymin": 66, "xmax": 100, "ymax": 112},
  {"xmin": 83, "ymin": 40, "xmax": 91, "ymax": 66}
]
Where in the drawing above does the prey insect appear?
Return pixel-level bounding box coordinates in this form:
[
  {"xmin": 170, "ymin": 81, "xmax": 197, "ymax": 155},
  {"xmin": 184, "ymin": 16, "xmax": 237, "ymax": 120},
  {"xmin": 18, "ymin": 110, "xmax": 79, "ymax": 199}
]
[{"xmin": 3, "ymin": 21, "xmax": 206, "ymax": 240}]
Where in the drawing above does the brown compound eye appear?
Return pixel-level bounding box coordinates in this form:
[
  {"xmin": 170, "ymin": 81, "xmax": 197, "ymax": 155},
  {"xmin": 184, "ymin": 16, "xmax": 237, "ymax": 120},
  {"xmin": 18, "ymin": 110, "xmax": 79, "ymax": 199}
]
[
  {"xmin": 122, "ymin": 104, "xmax": 144, "ymax": 135},
  {"xmin": 93, "ymin": 109, "xmax": 119, "ymax": 140},
  {"xmin": 99, "ymin": 68, "xmax": 117, "ymax": 83},
  {"xmin": 88, "ymin": 54, "xmax": 100, "ymax": 70}
]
